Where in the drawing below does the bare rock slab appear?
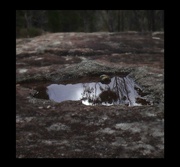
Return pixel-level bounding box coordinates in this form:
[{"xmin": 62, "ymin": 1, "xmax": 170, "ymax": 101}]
[{"xmin": 16, "ymin": 32, "xmax": 164, "ymax": 158}]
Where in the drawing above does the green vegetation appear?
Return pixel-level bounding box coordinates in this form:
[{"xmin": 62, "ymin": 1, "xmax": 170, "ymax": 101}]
[
  {"xmin": 16, "ymin": 10, "xmax": 164, "ymax": 38},
  {"xmin": 17, "ymin": 27, "xmax": 43, "ymax": 38}
]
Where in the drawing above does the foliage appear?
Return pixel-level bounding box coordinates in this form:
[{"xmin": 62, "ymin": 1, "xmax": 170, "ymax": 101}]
[
  {"xmin": 17, "ymin": 27, "xmax": 43, "ymax": 38},
  {"xmin": 16, "ymin": 10, "xmax": 164, "ymax": 38}
]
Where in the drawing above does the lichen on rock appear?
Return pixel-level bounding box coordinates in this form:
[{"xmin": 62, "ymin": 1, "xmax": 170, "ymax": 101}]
[{"xmin": 16, "ymin": 32, "xmax": 164, "ymax": 158}]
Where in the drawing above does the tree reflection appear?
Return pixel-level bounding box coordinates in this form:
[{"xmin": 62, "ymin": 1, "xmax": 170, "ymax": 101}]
[{"xmin": 80, "ymin": 76, "xmax": 137, "ymax": 106}]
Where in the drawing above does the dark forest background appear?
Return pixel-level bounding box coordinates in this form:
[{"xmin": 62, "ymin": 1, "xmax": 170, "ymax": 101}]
[{"xmin": 16, "ymin": 10, "xmax": 164, "ymax": 38}]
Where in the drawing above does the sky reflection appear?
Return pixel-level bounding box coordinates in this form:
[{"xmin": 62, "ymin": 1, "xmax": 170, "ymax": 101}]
[{"xmin": 46, "ymin": 76, "xmax": 144, "ymax": 106}]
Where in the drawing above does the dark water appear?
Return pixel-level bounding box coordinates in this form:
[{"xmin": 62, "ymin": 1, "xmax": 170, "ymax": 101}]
[{"xmin": 46, "ymin": 76, "xmax": 150, "ymax": 106}]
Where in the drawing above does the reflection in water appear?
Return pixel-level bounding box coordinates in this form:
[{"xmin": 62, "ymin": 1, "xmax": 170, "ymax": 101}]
[{"xmin": 46, "ymin": 76, "xmax": 144, "ymax": 106}]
